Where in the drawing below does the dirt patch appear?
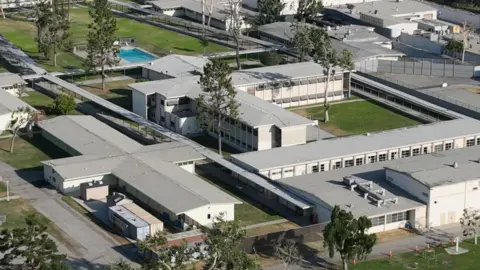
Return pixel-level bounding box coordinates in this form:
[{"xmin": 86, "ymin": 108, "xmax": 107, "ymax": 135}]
[
  {"xmin": 376, "ymin": 229, "xmax": 415, "ymax": 243},
  {"xmin": 0, "ymin": 138, "xmax": 24, "ymax": 152},
  {"xmin": 246, "ymin": 222, "xmax": 299, "ymax": 237},
  {"xmin": 465, "ymin": 87, "xmax": 480, "ymax": 94}
]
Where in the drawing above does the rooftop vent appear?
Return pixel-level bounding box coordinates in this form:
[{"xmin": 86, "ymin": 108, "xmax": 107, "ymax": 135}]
[{"xmin": 453, "ymin": 162, "xmax": 459, "ymax": 168}]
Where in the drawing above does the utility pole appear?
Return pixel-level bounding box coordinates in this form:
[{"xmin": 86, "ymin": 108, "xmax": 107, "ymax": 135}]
[{"xmin": 6, "ymin": 180, "xmax": 10, "ymax": 201}]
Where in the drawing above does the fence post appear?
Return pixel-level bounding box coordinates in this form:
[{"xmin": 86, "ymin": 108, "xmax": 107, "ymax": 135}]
[
  {"xmin": 391, "ymin": 60, "xmax": 393, "ymax": 73},
  {"xmin": 444, "ymin": 60, "xmax": 446, "ymax": 76},
  {"xmin": 431, "ymin": 59, "xmax": 433, "ymax": 75},
  {"xmin": 404, "ymin": 58, "xmax": 406, "ymax": 73}
]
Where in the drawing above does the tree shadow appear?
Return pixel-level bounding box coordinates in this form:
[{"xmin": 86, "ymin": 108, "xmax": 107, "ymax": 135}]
[{"xmin": 172, "ymin": 46, "xmax": 196, "ymax": 53}]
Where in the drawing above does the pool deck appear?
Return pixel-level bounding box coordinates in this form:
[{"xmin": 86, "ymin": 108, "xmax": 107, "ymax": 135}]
[{"xmin": 73, "ymin": 46, "xmax": 159, "ymax": 66}]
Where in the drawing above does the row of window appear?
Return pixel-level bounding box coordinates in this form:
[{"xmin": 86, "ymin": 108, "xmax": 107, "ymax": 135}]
[
  {"xmin": 246, "ymin": 75, "xmax": 344, "ymax": 92},
  {"xmin": 370, "ymin": 211, "xmax": 409, "ymax": 226},
  {"xmin": 177, "ymin": 161, "xmax": 194, "ymax": 166},
  {"xmin": 219, "ymin": 130, "xmax": 258, "ymax": 151}
]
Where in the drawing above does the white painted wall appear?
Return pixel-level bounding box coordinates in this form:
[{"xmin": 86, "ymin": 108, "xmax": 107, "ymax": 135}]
[
  {"xmin": 132, "ymin": 90, "xmax": 148, "ymax": 119},
  {"xmin": 385, "ymin": 169, "xmax": 430, "ymax": 203},
  {"xmin": 184, "ymin": 203, "xmax": 235, "ymax": 226},
  {"xmin": 43, "ymin": 165, "xmax": 115, "ymax": 193},
  {"xmin": 281, "ymin": 125, "xmax": 307, "ymax": 147},
  {"xmin": 0, "ymin": 113, "xmax": 10, "ymax": 132}
]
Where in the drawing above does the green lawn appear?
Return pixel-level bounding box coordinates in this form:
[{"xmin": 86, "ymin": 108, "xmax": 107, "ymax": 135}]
[
  {"xmin": 0, "ymin": 8, "xmax": 229, "ymax": 72},
  {"xmin": 291, "ymin": 101, "xmax": 420, "ymax": 136},
  {"xmin": 81, "ymin": 79, "xmax": 135, "ymax": 110},
  {"xmin": 21, "ymin": 91, "xmax": 82, "ymax": 116},
  {"xmin": 351, "ymin": 241, "xmax": 480, "ymax": 270},
  {"xmin": 0, "ymin": 199, "xmax": 66, "ymax": 244},
  {"xmin": 0, "ymin": 135, "xmax": 70, "ymax": 169},
  {"xmin": 196, "ymin": 167, "xmax": 282, "ymax": 226}
]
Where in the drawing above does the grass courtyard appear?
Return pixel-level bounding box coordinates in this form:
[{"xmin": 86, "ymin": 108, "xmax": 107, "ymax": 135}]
[
  {"xmin": 0, "ymin": 135, "xmax": 69, "ymax": 169},
  {"xmin": 351, "ymin": 241, "xmax": 480, "ymax": 270},
  {"xmin": 0, "ymin": 8, "xmax": 229, "ymax": 72},
  {"xmin": 291, "ymin": 100, "xmax": 421, "ymax": 136},
  {"xmin": 80, "ymin": 79, "xmax": 135, "ymax": 110},
  {"xmin": 0, "ymin": 199, "xmax": 67, "ymax": 245}
]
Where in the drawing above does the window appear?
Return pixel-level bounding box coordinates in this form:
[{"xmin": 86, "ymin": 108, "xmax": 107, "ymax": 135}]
[
  {"xmin": 236, "ymin": 139, "xmax": 240, "ymax": 144},
  {"xmin": 52, "ymin": 168, "xmax": 55, "ymax": 174},
  {"xmin": 271, "ymin": 171, "xmax": 280, "ymax": 176},
  {"xmin": 283, "ymin": 169, "xmax": 293, "ymax": 174},
  {"xmin": 345, "ymin": 159, "xmax": 354, "ymax": 167},
  {"xmin": 320, "ymin": 164, "xmax": 325, "ymax": 172},
  {"xmin": 401, "ymin": 150, "xmax": 411, "ymax": 158},
  {"xmin": 332, "ymin": 161, "xmax": 342, "ymax": 170},
  {"xmin": 241, "ymin": 142, "xmax": 246, "ymax": 147},
  {"xmin": 160, "ymin": 116, "xmax": 165, "ymax": 123},
  {"xmin": 178, "ymin": 97, "xmax": 189, "ymax": 105},
  {"xmin": 170, "ymin": 121, "xmax": 175, "ymax": 128},
  {"xmin": 390, "ymin": 152, "xmax": 398, "ymax": 160},
  {"xmin": 378, "ymin": 154, "xmax": 387, "ymax": 162},
  {"xmin": 477, "ymin": 138, "xmax": 480, "ymax": 145},
  {"xmin": 355, "ymin": 158, "xmax": 363, "ymax": 166},
  {"xmin": 445, "ymin": 142, "xmax": 453, "ymax": 150},
  {"xmin": 422, "ymin": 192, "xmax": 429, "ymax": 197},
  {"xmin": 466, "ymin": 139, "xmax": 475, "ymax": 147},
  {"xmin": 207, "ymin": 214, "xmax": 211, "ymax": 219},
  {"xmin": 423, "ymin": 146, "xmax": 429, "ymax": 154},
  {"xmin": 412, "ymin": 148, "xmax": 420, "ymax": 156},
  {"xmin": 386, "ymin": 212, "xmax": 408, "ymax": 224},
  {"xmin": 433, "ymin": 144, "xmax": 443, "ymax": 152},
  {"xmin": 253, "ymin": 129, "xmax": 258, "ymax": 136},
  {"xmin": 52, "ymin": 177, "xmax": 56, "ymax": 183},
  {"xmin": 241, "ymin": 124, "xmax": 247, "ymax": 131},
  {"xmin": 312, "ymin": 165, "xmax": 319, "ymax": 173},
  {"xmin": 160, "ymin": 100, "xmax": 165, "ymax": 105},
  {"xmin": 368, "ymin": 155, "xmax": 376, "ymax": 164},
  {"xmin": 370, "ymin": 216, "xmax": 385, "ymax": 226}
]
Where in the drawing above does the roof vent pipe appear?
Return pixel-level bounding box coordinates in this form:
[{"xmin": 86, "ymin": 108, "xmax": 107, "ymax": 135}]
[
  {"xmin": 364, "ymin": 193, "xmax": 368, "ymax": 199},
  {"xmin": 453, "ymin": 162, "xmax": 459, "ymax": 168}
]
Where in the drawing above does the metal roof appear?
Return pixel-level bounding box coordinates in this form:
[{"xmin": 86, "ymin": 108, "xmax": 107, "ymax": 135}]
[
  {"xmin": 231, "ymin": 118, "xmax": 480, "ymax": 171},
  {"xmin": 347, "ymin": 0, "xmax": 437, "ymax": 17},
  {"xmin": 143, "ymin": 54, "xmax": 210, "ymax": 78},
  {"xmin": 114, "ymin": 158, "xmax": 241, "ymax": 214},
  {"xmin": 385, "ymin": 145, "xmax": 480, "ymax": 187},
  {"xmin": 129, "ymin": 76, "xmax": 313, "ymax": 128},
  {"xmin": 39, "ymin": 116, "xmax": 143, "ymax": 156},
  {"xmin": 109, "ymin": 205, "xmax": 150, "ymax": 228},
  {"xmin": 0, "ymin": 90, "xmax": 34, "ymax": 115},
  {"xmin": 0, "ymin": 72, "xmax": 24, "ymax": 87},
  {"xmin": 277, "ymin": 160, "xmax": 425, "ymax": 218},
  {"xmin": 133, "ymin": 142, "xmax": 205, "ymax": 163}
]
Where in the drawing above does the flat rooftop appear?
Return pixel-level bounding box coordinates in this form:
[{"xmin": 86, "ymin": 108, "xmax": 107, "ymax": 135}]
[
  {"xmin": 231, "ymin": 62, "xmax": 341, "ymax": 86},
  {"xmin": 346, "ymin": 0, "xmax": 436, "ymax": 18},
  {"xmin": 143, "ymin": 54, "xmax": 210, "ymax": 78},
  {"xmin": 133, "ymin": 141, "xmax": 205, "ymax": 163},
  {"xmin": 114, "ymin": 158, "xmax": 241, "ymax": 214},
  {"xmin": 420, "ymin": 84, "xmax": 480, "ymax": 110},
  {"xmin": 257, "ymin": 22, "xmax": 319, "ymax": 43},
  {"xmin": 386, "ymin": 145, "xmax": 480, "ymax": 188},
  {"xmin": 39, "ymin": 115, "xmax": 143, "ymax": 156},
  {"xmin": 327, "ymin": 25, "xmax": 390, "ymax": 43},
  {"xmin": 0, "ymin": 90, "xmax": 34, "ymax": 115},
  {"xmin": 277, "ymin": 159, "xmax": 424, "ymax": 218},
  {"xmin": 0, "ymin": 72, "xmax": 24, "ymax": 87},
  {"xmin": 231, "ymin": 118, "xmax": 480, "ymax": 171},
  {"xmin": 109, "ymin": 205, "xmax": 150, "ymax": 228},
  {"xmin": 129, "ymin": 76, "xmax": 313, "ymax": 128}
]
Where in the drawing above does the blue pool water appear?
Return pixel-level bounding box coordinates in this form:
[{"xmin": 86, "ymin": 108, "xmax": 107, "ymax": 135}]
[{"xmin": 119, "ymin": 48, "xmax": 157, "ymax": 63}]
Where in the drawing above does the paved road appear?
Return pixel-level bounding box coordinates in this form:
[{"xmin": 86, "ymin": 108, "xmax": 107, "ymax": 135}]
[
  {"xmin": 0, "ymin": 162, "xmax": 140, "ymax": 269},
  {"xmin": 264, "ymin": 224, "xmax": 464, "ymax": 270}
]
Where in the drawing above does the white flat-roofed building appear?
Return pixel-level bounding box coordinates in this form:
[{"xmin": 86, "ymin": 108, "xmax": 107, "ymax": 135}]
[
  {"xmin": 39, "ymin": 115, "xmax": 239, "ymax": 228},
  {"xmin": 231, "ymin": 62, "xmax": 348, "ymax": 108},
  {"xmin": 0, "ymin": 72, "xmax": 25, "ymax": 96},
  {"xmin": 384, "ymin": 146, "xmax": 480, "ymax": 228},
  {"xmin": 142, "ymin": 54, "xmax": 210, "ymax": 81},
  {"xmin": 129, "ymin": 76, "xmax": 313, "ymax": 152},
  {"xmin": 277, "ymin": 162, "xmax": 426, "ymax": 233},
  {"xmin": 231, "ymin": 118, "xmax": 480, "ymax": 179}
]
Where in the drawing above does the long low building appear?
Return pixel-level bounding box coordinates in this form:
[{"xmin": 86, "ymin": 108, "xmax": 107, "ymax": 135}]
[
  {"xmin": 130, "ymin": 76, "xmax": 314, "ymax": 152},
  {"xmin": 277, "ymin": 145, "xmax": 480, "ymax": 233},
  {"xmin": 231, "ymin": 118, "xmax": 480, "ymax": 179},
  {"xmin": 40, "ymin": 115, "xmax": 241, "ymax": 228}
]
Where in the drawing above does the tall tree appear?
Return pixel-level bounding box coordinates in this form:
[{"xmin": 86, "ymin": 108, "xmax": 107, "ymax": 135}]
[
  {"xmin": 290, "ymin": 23, "xmax": 313, "ymax": 62},
  {"xmin": 272, "ymin": 232, "xmax": 301, "ymax": 270},
  {"xmin": 7, "ymin": 107, "xmax": 42, "ymax": 153},
  {"xmin": 257, "ymin": 0, "xmax": 285, "ymax": 25},
  {"xmin": 225, "ymin": 0, "xmax": 243, "ymax": 70},
  {"xmin": 460, "ymin": 21, "xmax": 476, "ymax": 63},
  {"xmin": 196, "ymin": 59, "xmax": 239, "ymax": 156},
  {"xmin": 323, "ymin": 206, "xmax": 377, "ymax": 270},
  {"xmin": 0, "ymin": 214, "xmax": 67, "ymax": 269},
  {"xmin": 85, "ymin": 0, "xmax": 119, "ymax": 90},
  {"xmin": 460, "ymin": 208, "xmax": 480, "ymax": 245},
  {"xmin": 35, "ymin": 2, "xmax": 70, "ymax": 67},
  {"xmin": 445, "ymin": 39, "xmax": 463, "ymax": 56},
  {"xmin": 293, "ymin": 0, "xmax": 323, "ymax": 22},
  {"xmin": 200, "ymin": 216, "xmax": 258, "ymax": 270},
  {"xmin": 107, "ymin": 259, "xmax": 135, "ymax": 270},
  {"xmin": 138, "ymin": 231, "xmax": 192, "ymax": 270}
]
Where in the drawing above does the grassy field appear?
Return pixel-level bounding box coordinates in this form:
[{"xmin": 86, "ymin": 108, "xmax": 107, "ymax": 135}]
[
  {"xmin": 80, "ymin": 79, "xmax": 135, "ymax": 110},
  {"xmin": 0, "ymin": 199, "xmax": 66, "ymax": 244},
  {"xmin": 21, "ymin": 91, "xmax": 82, "ymax": 116},
  {"xmin": 0, "ymin": 8, "xmax": 229, "ymax": 72},
  {"xmin": 196, "ymin": 166, "xmax": 282, "ymax": 226},
  {"xmin": 291, "ymin": 100, "xmax": 421, "ymax": 136},
  {"xmin": 0, "ymin": 135, "xmax": 69, "ymax": 169},
  {"xmin": 351, "ymin": 241, "xmax": 480, "ymax": 270}
]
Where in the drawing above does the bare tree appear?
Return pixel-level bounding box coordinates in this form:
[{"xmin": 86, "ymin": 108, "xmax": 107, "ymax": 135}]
[
  {"xmin": 13, "ymin": 83, "xmax": 28, "ymax": 97},
  {"xmin": 460, "ymin": 208, "xmax": 480, "ymax": 245},
  {"xmin": 461, "ymin": 20, "xmax": 476, "ymax": 63},
  {"xmin": 205, "ymin": 0, "xmax": 214, "ymax": 28},
  {"xmin": 272, "ymin": 232, "xmax": 301, "ymax": 270},
  {"xmin": 225, "ymin": 0, "xmax": 243, "ymax": 70},
  {"xmin": 8, "ymin": 107, "xmax": 43, "ymax": 153}
]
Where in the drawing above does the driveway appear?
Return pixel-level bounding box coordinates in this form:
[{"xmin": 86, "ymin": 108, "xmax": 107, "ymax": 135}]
[{"xmin": 0, "ymin": 162, "xmax": 140, "ymax": 269}]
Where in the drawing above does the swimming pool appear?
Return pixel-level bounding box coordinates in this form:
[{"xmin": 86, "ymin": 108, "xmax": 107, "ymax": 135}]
[{"xmin": 119, "ymin": 48, "xmax": 157, "ymax": 63}]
